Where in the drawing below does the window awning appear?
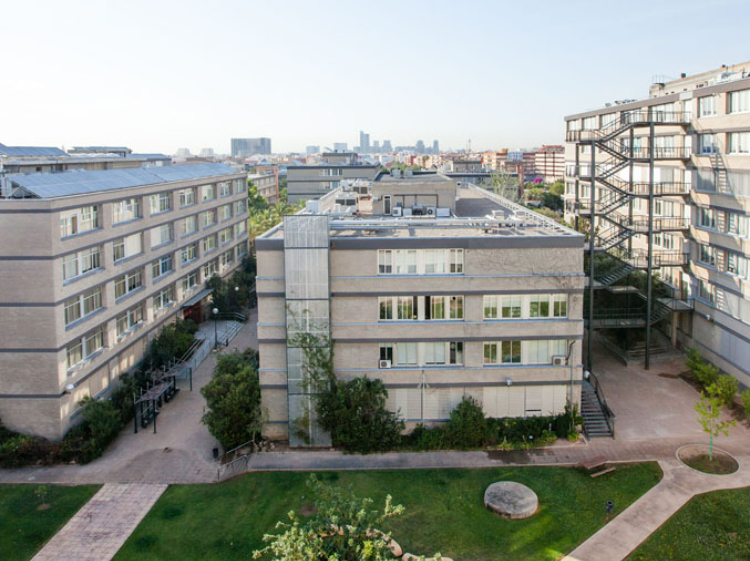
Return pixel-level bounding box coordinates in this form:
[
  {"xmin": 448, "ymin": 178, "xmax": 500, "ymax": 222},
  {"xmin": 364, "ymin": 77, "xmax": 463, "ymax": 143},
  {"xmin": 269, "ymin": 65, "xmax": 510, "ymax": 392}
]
[{"xmin": 181, "ymin": 288, "xmax": 213, "ymax": 309}]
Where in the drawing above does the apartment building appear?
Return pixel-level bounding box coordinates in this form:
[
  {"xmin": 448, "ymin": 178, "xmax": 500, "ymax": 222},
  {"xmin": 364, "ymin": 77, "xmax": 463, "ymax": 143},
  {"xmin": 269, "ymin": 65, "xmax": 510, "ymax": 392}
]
[
  {"xmin": 0, "ymin": 163, "xmax": 249, "ymax": 440},
  {"xmin": 0, "ymin": 144, "xmax": 169, "ymax": 174},
  {"xmin": 534, "ymin": 145, "xmax": 565, "ymax": 182},
  {"xmin": 249, "ymin": 170, "xmax": 279, "ymax": 204},
  {"xmin": 563, "ymin": 61, "xmax": 750, "ymax": 384},
  {"xmin": 256, "ymin": 176, "xmax": 585, "ymax": 445},
  {"xmin": 286, "ymin": 153, "xmax": 380, "ymax": 202},
  {"xmin": 231, "ymin": 137, "xmax": 272, "ymax": 158}
]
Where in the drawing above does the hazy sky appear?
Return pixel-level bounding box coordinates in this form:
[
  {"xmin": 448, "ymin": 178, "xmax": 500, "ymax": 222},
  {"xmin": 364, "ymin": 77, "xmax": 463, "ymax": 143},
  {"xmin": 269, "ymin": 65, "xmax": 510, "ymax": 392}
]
[{"xmin": 2, "ymin": 0, "xmax": 749, "ymax": 154}]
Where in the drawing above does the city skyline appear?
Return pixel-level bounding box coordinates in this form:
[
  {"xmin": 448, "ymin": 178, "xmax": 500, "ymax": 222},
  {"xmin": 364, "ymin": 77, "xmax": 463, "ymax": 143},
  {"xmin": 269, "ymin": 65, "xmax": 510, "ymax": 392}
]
[{"xmin": 1, "ymin": 0, "xmax": 749, "ymax": 155}]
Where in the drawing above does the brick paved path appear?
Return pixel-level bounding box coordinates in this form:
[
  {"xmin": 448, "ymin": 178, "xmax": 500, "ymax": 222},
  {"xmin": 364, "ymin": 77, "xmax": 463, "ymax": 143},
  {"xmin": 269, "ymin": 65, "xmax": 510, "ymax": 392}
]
[{"xmin": 31, "ymin": 484, "xmax": 166, "ymax": 561}]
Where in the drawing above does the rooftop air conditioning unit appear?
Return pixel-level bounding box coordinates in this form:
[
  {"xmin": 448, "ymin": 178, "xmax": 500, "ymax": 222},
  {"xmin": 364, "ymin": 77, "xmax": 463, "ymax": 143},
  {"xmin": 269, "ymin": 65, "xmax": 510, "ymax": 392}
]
[
  {"xmin": 552, "ymin": 355, "xmax": 566, "ymax": 366},
  {"xmin": 425, "ymin": 206, "xmax": 436, "ymax": 216},
  {"xmin": 392, "ymin": 207, "xmax": 402, "ymax": 217},
  {"xmin": 379, "ymin": 360, "xmax": 392, "ymax": 369}
]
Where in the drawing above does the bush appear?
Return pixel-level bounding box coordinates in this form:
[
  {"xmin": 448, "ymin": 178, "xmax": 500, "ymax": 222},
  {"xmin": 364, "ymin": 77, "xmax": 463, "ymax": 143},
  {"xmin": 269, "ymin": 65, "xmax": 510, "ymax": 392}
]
[
  {"xmin": 201, "ymin": 351, "xmax": 262, "ymax": 450},
  {"xmin": 444, "ymin": 397, "xmax": 495, "ymax": 449},
  {"xmin": 686, "ymin": 348, "xmax": 720, "ymax": 388},
  {"xmin": 741, "ymin": 390, "xmax": 750, "ymax": 421},
  {"xmin": 144, "ymin": 319, "xmax": 197, "ymax": 371},
  {"xmin": 76, "ymin": 397, "xmax": 123, "ymax": 462},
  {"xmin": 317, "ymin": 377, "xmax": 404, "ymax": 454},
  {"xmin": 710, "ymin": 375, "xmax": 739, "ymax": 408}
]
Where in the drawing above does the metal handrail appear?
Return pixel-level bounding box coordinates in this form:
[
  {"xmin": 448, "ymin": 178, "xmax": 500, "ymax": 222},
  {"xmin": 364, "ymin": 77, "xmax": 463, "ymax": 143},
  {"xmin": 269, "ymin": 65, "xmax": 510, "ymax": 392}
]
[{"xmin": 587, "ymin": 372, "xmax": 616, "ymax": 438}]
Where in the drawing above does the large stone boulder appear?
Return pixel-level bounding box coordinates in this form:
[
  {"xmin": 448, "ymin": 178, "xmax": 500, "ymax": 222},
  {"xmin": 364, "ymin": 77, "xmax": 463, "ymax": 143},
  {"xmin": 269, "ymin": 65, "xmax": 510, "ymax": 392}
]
[{"xmin": 483, "ymin": 481, "xmax": 538, "ymax": 519}]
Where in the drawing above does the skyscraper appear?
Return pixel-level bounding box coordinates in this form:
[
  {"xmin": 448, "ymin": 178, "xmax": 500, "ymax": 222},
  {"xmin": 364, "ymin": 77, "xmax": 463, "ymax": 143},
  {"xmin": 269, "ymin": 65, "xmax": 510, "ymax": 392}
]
[
  {"xmin": 433, "ymin": 140, "xmax": 440, "ymax": 154},
  {"xmin": 416, "ymin": 140, "xmax": 425, "ymax": 154},
  {"xmin": 382, "ymin": 140, "xmax": 393, "ymax": 153},
  {"xmin": 359, "ymin": 131, "xmax": 370, "ymax": 153},
  {"xmin": 231, "ymin": 137, "xmax": 272, "ymax": 157},
  {"xmin": 373, "ymin": 140, "xmax": 380, "ymax": 153}
]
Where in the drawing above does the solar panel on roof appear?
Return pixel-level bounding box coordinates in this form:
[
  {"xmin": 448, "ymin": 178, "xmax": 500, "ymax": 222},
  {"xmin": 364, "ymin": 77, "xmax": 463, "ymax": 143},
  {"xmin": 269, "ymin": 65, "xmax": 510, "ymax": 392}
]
[
  {"xmin": 9, "ymin": 163, "xmax": 238, "ymax": 198},
  {"xmin": 0, "ymin": 145, "xmax": 69, "ymax": 157}
]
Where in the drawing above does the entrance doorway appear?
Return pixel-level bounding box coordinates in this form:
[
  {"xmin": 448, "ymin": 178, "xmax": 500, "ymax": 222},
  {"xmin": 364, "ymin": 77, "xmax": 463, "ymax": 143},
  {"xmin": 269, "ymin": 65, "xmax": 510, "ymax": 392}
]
[{"xmin": 183, "ymin": 302, "xmax": 203, "ymax": 324}]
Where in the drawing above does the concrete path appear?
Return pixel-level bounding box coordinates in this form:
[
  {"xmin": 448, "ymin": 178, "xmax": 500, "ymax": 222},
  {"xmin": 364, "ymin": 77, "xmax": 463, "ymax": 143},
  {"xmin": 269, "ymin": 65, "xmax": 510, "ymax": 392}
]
[
  {"xmin": 31, "ymin": 483, "xmax": 166, "ymax": 561},
  {"xmin": 563, "ymin": 453, "xmax": 750, "ymax": 561}
]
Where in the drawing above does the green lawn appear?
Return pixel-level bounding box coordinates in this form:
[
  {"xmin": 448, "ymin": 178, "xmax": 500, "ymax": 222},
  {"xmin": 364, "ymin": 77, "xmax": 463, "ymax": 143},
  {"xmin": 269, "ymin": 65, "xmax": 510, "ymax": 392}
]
[
  {"xmin": 628, "ymin": 486, "xmax": 750, "ymax": 561},
  {"xmin": 0, "ymin": 484, "xmax": 100, "ymax": 561},
  {"xmin": 115, "ymin": 463, "xmax": 661, "ymax": 561}
]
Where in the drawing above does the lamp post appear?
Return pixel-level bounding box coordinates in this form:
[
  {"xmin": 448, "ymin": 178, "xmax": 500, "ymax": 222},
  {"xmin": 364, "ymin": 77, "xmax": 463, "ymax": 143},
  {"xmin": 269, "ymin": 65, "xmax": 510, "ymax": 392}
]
[
  {"xmin": 234, "ymin": 286, "xmax": 240, "ymax": 311},
  {"xmin": 213, "ymin": 307, "xmax": 219, "ymax": 350}
]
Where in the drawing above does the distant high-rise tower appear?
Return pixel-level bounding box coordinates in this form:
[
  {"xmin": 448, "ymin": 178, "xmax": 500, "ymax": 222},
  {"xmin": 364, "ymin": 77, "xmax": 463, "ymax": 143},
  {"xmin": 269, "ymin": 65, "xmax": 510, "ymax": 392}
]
[
  {"xmin": 432, "ymin": 140, "xmax": 439, "ymax": 154},
  {"xmin": 373, "ymin": 140, "xmax": 380, "ymax": 153},
  {"xmin": 333, "ymin": 142, "xmax": 348, "ymax": 152},
  {"xmin": 231, "ymin": 137, "xmax": 272, "ymax": 157},
  {"xmin": 359, "ymin": 131, "xmax": 370, "ymax": 153},
  {"xmin": 382, "ymin": 140, "xmax": 393, "ymax": 153},
  {"xmin": 416, "ymin": 140, "xmax": 425, "ymax": 154}
]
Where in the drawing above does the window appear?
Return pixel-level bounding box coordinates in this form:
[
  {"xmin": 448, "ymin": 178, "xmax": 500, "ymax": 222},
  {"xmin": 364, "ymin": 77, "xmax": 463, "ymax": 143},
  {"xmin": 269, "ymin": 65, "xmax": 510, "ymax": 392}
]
[
  {"xmin": 728, "ymin": 132, "xmax": 750, "ymax": 154},
  {"xmin": 483, "ymin": 342, "xmax": 498, "ymax": 364},
  {"xmin": 116, "ymin": 304, "xmax": 144, "ymax": 338},
  {"xmin": 378, "ymin": 250, "xmax": 392, "ymax": 274},
  {"xmin": 698, "ymin": 95, "xmax": 717, "ymax": 117},
  {"xmin": 234, "ymin": 220, "xmax": 247, "ymax": 237},
  {"xmin": 698, "ymin": 134, "xmax": 718, "ymax": 154},
  {"xmin": 114, "ymin": 269, "xmax": 143, "ymax": 299},
  {"xmin": 219, "ymin": 182, "xmax": 232, "ymax": 197},
  {"xmin": 62, "ymin": 247, "xmax": 101, "ymax": 281},
  {"xmin": 179, "ymin": 215, "xmax": 198, "ymax": 236},
  {"xmin": 154, "ymin": 285, "xmax": 174, "ymax": 311},
  {"xmin": 529, "ymin": 295, "xmax": 550, "ymax": 318},
  {"xmin": 64, "ymin": 286, "xmax": 103, "ymax": 326},
  {"xmin": 699, "ymin": 244, "xmax": 716, "ymax": 267},
  {"xmin": 501, "ymin": 340, "xmax": 522, "ymax": 363},
  {"xmin": 201, "ymin": 185, "xmax": 216, "ymax": 202},
  {"xmin": 424, "ymin": 342, "xmax": 446, "ymax": 365},
  {"xmin": 150, "ymin": 192, "xmax": 172, "ymax": 214},
  {"xmin": 60, "ymin": 206, "xmax": 99, "ymax": 237},
  {"xmin": 234, "ymin": 199, "xmax": 247, "ymax": 215},
  {"xmin": 449, "ymin": 249, "xmax": 464, "ymax": 273},
  {"xmin": 203, "ymin": 260, "xmax": 217, "ymax": 279},
  {"xmin": 379, "ymin": 297, "xmax": 393, "ymax": 320},
  {"xmin": 66, "ymin": 325, "xmax": 106, "ymax": 370},
  {"xmin": 377, "ymin": 249, "xmax": 464, "ymax": 275},
  {"xmin": 567, "ymin": 119, "xmax": 580, "ymax": 132},
  {"xmin": 181, "ymin": 244, "xmax": 197, "ymax": 265},
  {"xmin": 113, "ymin": 233, "xmax": 143, "ymax": 261},
  {"xmin": 219, "ymin": 226, "xmax": 233, "ymax": 244},
  {"xmin": 396, "ymin": 342, "xmax": 418, "ymax": 366},
  {"xmin": 395, "ymin": 249, "xmax": 417, "ymax": 274},
  {"xmin": 449, "ymin": 296, "xmax": 463, "ymax": 319},
  {"xmin": 526, "ymin": 340, "xmax": 550, "ymax": 364},
  {"xmin": 728, "ymin": 90, "xmax": 750, "ymax": 114},
  {"xmin": 182, "ymin": 271, "xmax": 198, "ymax": 293},
  {"xmin": 379, "ymin": 344, "xmax": 393, "ymax": 365},
  {"xmin": 113, "ymin": 198, "xmax": 141, "ymax": 224},
  {"xmin": 152, "ymin": 254, "xmax": 173, "ymax": 279},
  {"xmin": 178, "ymin": 188, "xmax": 196, "ymax": 207},
  {"xmin": 699, "ymin": 207, "xmax": 717, "ymax": 229},
  {"xmin": 726, "ymin": 252, "xmax": 748, "ymax": 278},
  {"xmin": 201, "ymin": 209, "xmax": 217, "ymax": 228},
  {"xmin": 397, "ymin": 296, "xmax": 415, "ymax": 320},
  {"xmin": 424, "ymin": 250, "xmax": 446, "ymax": 274},
  {"xmin": 699, "ymin": 279, "xmax": 715, "ymax": 303},
  {"xmin": 151, "ymin": 224, "xmax": 173, "ymax": 248},
  {"xmin": 219, "ymin": 204, "xmax": 232, "ymax": 221},
  {"xmin": 220, "ymin": 249, "xmax": 234, "ymax": 269},
  {"xmin": 553, "ymin": 295, "xmax": 568, "ymax": 318},
  {"xmin": 483, "ymin": 295, "xmax": 498, "ymax": 319},
  {"xmin": 501, "ymin": 296, "xmax": 521, "ymax": 319},
  {"xmin": 202, "ymin": 235, "xmax": 217, "ymax": 254},
  {"xmin": 600, "ymin": 113, "xmax": 617, "ymax": 128},
  {"xmin": 582, "ymin": 116, "xmax": 596, "ymax": 130},
  {"xmin": 236, "ymin": 241, "xmax": 249, "ymax": 259}
]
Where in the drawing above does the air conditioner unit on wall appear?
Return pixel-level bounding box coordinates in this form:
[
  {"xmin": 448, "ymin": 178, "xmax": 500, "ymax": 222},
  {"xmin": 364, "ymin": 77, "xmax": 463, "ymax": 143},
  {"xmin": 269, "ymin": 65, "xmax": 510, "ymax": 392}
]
[
  {"xmin": 392, "ymin": 207, "xmax": 402, "ymax": 217},
  {"xmin": 552, "ymin": 355, "xmax": 567, "ymax": 366},
  {"xmin": 425, "ymin": 206, "xmax": 436, "ymax": 216},
  {"xmin": 379, "ymin": 360, "xmax": 392, "ymax": 369}
]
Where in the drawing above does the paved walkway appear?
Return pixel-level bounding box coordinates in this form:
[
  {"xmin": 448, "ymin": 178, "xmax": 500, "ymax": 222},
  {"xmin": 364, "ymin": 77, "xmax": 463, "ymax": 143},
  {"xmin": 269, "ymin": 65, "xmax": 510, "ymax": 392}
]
[
  {"xmin": 563, "ymin": 453, "xmax": 750, "ymax": 561},
  {"xmin": 31, "ymin": 483, "xmax": 166, "ymax": 561}
]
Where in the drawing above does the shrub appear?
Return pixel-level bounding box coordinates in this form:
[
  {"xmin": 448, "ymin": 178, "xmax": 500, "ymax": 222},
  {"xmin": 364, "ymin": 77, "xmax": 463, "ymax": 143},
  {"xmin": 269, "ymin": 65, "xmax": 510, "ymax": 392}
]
[
  {"xmin": 741, "ymin": 390, "xmax": 750, "ymax": 421},
  {"xmin": 201, "ymin": 352, "xmax": 262, "ymax": 450},
  {"xmin": 77, "ymin": 397, "xmax": 123, "ymax": 462},
  {"xmin": 710, "ymin": 375, "xmax": 739, "ymax": 408},
  {"xmin": 686, "ymin": 348, "xmax": 720, "ymax": 388},
  {"xmin": 444, "ymin": 397, "xmax": 495, "ymax": 449},
  {"xmin": 317, "ymin": 377, "xmax": 404, "ymax": 454},
  {"xmin": 144, "ymin": 319, "xmax": 197, "ymax": 371}
]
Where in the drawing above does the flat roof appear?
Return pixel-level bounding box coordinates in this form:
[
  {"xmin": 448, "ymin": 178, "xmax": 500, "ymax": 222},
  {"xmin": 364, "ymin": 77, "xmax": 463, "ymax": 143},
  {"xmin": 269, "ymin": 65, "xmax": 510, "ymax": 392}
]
[
  {"xmin": 7, "ymin": 163, "xmax": 240, "ymax": 199},
  {"xmin": 0, "ymin": 144, "xmax": 69, "ymax": 157}
]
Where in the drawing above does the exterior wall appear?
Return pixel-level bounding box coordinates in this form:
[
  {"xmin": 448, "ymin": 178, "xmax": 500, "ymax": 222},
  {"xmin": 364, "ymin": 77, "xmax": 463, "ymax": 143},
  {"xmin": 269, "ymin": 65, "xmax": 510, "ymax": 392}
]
[
  {"xmin": 564, "ymin": 69, "xmax": 750, "ymax": 383},
  {"xmin": 0, "ymin": 172, "xmax": 249, "ymax": 440},
  {"xmin": 371, "ymin": 176, "xmax": 457, "ymax": 215},
  {"xmin": 249, "ymin": 171, "xmax": 279, "ymax": 204},
  {"xmin": 287, "ymin": 165, "xmax": 380, "ymax": 202},
  {"xmin": 257, "ymin": 237, "xmax": 585, "ymax": 442}
]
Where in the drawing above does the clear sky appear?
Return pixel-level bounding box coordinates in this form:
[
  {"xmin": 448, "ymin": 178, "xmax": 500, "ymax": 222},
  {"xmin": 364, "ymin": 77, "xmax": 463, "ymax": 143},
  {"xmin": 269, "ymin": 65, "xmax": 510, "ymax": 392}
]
[{"xmin": 1, "ymin": 0, "xmax": 749, "ymax": 155}]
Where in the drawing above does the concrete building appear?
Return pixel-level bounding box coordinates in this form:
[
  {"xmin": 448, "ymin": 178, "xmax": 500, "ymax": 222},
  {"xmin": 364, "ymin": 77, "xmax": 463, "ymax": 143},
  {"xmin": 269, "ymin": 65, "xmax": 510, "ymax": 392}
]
[
  {"xmin": 563, "ymin": 60, "xmax": 750, "ymax": 385},
  {"xmin": 533, "ymin": 145, "xmax": 565, "ymax": 182},
  {"xmin": 453, "ymin": 159, "xmax": 484, "ymax": 173},
  {"xmin": 359, "ymin": 131, "xmax": 370, "ymax": 154},
  {"xmin": 0, "ymin": 164, "xmax": 249, "ymax": 440},
  {"xmin": 256, "ymin": 175, "xmax": 585, "ymax": 445},
  {"xmin": 333, "ymin": 142, "xmax": 349, "ymax": 152},
  {"xmin": 231, "ymin": 137, "xmax": 272, "ymax": 158},
  {"xmin": 286, "ymin": 153, "xmax": 380, "ymax": 202},
  {"xmin": 249, "ymin": 169, "xmax": 279, "ymax": 204}
]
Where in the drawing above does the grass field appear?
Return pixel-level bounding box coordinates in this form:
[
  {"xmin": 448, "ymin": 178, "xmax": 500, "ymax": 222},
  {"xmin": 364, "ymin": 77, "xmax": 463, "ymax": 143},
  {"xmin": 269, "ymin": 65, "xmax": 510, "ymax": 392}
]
[
  {"xmin": 628, "ymin": 486, "xmax": 750, "ymax": 561},
  {"xmin": 114, "ymin": 463, "xmax": 662, "ymax": 561},
  {"xmin": 0, "ymin": 484, "xmax": 100, "ymax": 561}
]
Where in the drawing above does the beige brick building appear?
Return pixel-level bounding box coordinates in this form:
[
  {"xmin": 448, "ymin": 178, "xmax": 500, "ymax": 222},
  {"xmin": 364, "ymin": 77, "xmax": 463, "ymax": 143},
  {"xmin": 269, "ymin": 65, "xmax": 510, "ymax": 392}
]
[
  {"xmin": 0, "ymin": 163, "xmax": 249, "ymax": 440},
  {"xmin": 256, "ymin": 174, "xmax": 585, "ymax": 445}
]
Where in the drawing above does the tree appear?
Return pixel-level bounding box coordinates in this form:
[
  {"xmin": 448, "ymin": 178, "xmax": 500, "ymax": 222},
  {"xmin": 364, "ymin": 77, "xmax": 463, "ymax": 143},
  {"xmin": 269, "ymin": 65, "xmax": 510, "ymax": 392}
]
[
  {"xmin": 248, "ymin": 181, "xmax": 269, "ymax": 213},
  {"xmin": 253, "ymin": 475, "xmax": 420, "ymax": 561},
  {"xmin": 709, "ymin": 375, "xmax": 739, "ymax": 408},
  {"xmin": 491, "ymin": 169, "xmax": 521, "ymax": 202},
  {"xmin": 144, "ymin": 319, "xmax": 197, "ymax": 370},
  {"xmin": 694, "ymin": 389, "xmax": 737, "ymax": 461},
  {"xmin": 201, "ymin": 351, "xmax": 263, "ymax": 449}
]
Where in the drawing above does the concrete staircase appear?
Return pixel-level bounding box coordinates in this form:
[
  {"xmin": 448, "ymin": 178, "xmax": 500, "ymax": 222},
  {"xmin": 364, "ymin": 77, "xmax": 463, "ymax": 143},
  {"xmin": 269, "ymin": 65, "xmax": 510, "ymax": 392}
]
[{"xmin": 581, "ymin": 381, "xmax": 614, "ymax": 438}]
